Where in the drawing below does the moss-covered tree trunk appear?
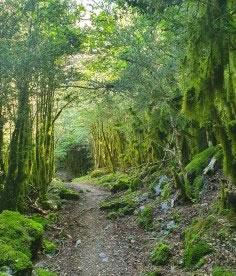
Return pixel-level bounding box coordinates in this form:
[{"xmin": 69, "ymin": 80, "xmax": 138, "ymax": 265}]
[{"xmin": 1, "ymin": 82, "xmax": 31, "ymax": 210}]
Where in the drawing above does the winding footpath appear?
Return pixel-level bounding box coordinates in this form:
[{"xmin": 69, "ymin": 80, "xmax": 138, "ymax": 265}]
[{"xmin": 37, "ymin": 183, "xmax": 151, "ymax": 276}]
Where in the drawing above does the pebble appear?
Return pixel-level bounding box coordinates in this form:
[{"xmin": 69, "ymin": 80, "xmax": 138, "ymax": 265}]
[
  {"xmin": 75, "ymin": 239, "xmax": 82, "ymax": 247},
  {"xmin": 99, "ymin": 252, "xmax": 109, "ymax": 262}
]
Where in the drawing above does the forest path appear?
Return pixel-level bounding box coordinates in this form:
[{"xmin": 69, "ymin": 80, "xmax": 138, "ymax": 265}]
[{"xmin": 37, "ymin": 182, "xmax": 150, "ymax": 276}]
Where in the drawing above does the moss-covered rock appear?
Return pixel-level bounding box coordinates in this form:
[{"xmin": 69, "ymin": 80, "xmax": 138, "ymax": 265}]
[
  {"xmin": 185, "ymin": 146, "xmax": 221, "ymax": 178},
  {"xmin": 33, "ymin": 268, "xmax": 58, "ymax": 276},
  {"xmin": 212, "ymin": 266, "xmax": 236, "ymax": 276},
  {"xmin": 90, "ymin": 169, "xmax": 111, "ymax": 178},
  {"xmin": 183, "ymin": 217, "xmax": 213, "ymax": 268},
  {"xmin": 100, "ymin": 191, "xmax": 139, "ymax": 219},
  {"xmin": 150, "ymin": 242, "xmax": 171, "ymax": 266},
  {"xmin": 0, "ymin": 243, "xmax": 32, "ymax": 275},
  {"xmin": 97, "ymin": 172, "xmax": 141, "ymax": 193},
  {"xmin": 42, "ymin": 239, "xmax": 58, "ymax": 255},
  {"xmin": 184, "ymin": 145, "xmax": 222, "ymax": 200},
  {"xmin": 0, "ymin": 211, "xmax": 44, "ymax": 275},
  {"xmin": 59, "ymin": 187, "xmax": 81, "ymax": 200},
  {"xmin": 30, "ymin": 215, "xmax": 50, "ymax": 230},
  {"xmin": 137, "ymin": 204, "xmax": 154, "ymax": 230}
]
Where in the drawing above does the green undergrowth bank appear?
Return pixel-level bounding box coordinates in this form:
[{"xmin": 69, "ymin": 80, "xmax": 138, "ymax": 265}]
[
  {"xmin": 44, "ymin": 178, "xmax": 82, "ymax": 210},
  {"xmin": 0, "ymin": 211, "xmax": 43, "ymax": 275},
  {"xmin": 73, "ymin": 169, "xmax": 142, "ymax": 192},
  {"xmin": 0, "ymin": 178, "xmax": 80, "ymax": 275}
]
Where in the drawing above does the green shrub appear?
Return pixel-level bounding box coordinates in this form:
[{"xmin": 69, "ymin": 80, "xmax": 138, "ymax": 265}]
[
  {"xmin": 150, "ymin": 242, "xmax": 171, "ymax": 265},
  {"xmin": 183, "ymin": 240, "xmax": 211, "ymax": 268},
  {"xmin": 0, "ymin": 211, "xmax": 44, "ymax": 274},
  {"xmin": 34, "ymin": 268, "xmax": 58, "ymax": 276},
  {"xmin": 42, "ymin": 239, "xmax": 58, "ymax": 255},
  {"xmin": 183, "ymin": 217, "xmax": 214, "ymax": 268},
  {"xmin": 137, "ymin": 205, "xmax": 154, "ymax": 230},
  {"xmin": 212, "ymin": 266, "xmax": 236, "ymax": 276}
]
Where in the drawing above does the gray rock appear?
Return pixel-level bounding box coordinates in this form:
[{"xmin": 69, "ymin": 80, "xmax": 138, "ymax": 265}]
[
  {"xmin": 166, "ymin": 220, "xmax": 176, "ymax": 230},
  {"xmin": 0, "ymin": 266, "xmax": 13, "ymax": 276},
  {"xmin": 161, "ymin": 202, "xmax": 169, "ymax": 211},
  {"xmin": 203, "ymin": 157, "xmax": 217, "ymax": 175},
  {"xmin": 154, "ymin": 175, "xmax": 169, "ymax": 196},
  {"xmin": 99, "ymin": 252, "xmax": 109, "ymax": 262},
  {"xmin": 138, "ymin": 192, "xmax": 149, "ymax": 203},
  {"xmin": 75, "ymin": 239, "xmax": 82, "ymax": 247}
]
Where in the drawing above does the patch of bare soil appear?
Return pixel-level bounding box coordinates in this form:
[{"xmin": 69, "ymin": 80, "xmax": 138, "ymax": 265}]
[{"xmin": 36, "ymin": 183, "xmax": 152, "ymax": 276}]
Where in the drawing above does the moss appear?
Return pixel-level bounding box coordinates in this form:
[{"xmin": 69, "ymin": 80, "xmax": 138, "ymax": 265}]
[
  {"xmin": 0, "ymin": 211, "xmax": 44, "ymax": 258},
  {"xmin": 59, "ymin": 188, "xmax": 80, "ymax": 200},
  {"xmin": 183, "ymin": 240, "xmax": 211, "ymax": 268},
  {"xmin": 144, "ymin": 272, "xmax": 162, "ymax": 276},
  {"xmin": 110, "ymin": 179, "xmax": 130, "ymax": 193},
  {"xmin": 0, "ymin": 211, "xmax": 44, "ymax": 274},
  {"xmin": 34, "ymin": 268, "xmax": 58, "ymax": 276},
  {"xmin": 137, "ymin": 205, "xmax": 154, "ymax": 230},
  {"xmin": 42, "ymin": 239, "xmax": 57, "ymax": 255},
  {"xmin": 97, "ymin": 172, "xmax": 140, "ymax": 193},
  {"xmin": 31, "ymin": 215, "xmax": 50, "ymax": 229},
  {"xmin": 0, "ymin": 273, "xmax": 9, "ymax": 276},
  {"xmin": 107, "ymin": 205, "xmax": 135, "ymax": 219},
  {"xmin": 161, "ymin": 183, "xmax": 172, "ymax": 200},
  {"xmin": 184, "ymin": 146, "xmax": 221, "ymax": 200},
  {"xmin": 150, "ymin": 242, "xmax": 171, "ymax": 266},
  {"xmin": 183, "ymin": 216, "xmax": 214, "ymax": 268},
  {"xmin": 212, "ymin": 266, "xmax": 236, "ymax": 276},
  {"xmin": 185, "ymin": 146, "xmax": 221, "ymax": 178},
  {"xmin": 172, "ymin": 210, "xmax": 182, "ymax": 223},
  {"xmin": 0, "ymin": 242, "xmax": 32, "ymax": 272},
  {"xmin": 228, "ymin": 120, "xmax": 236, "ymax": 157},
  {"xmin": 90, "ymin": 169, "xmax": 110, "ymax": 178},
  {"xmin": 192, "ymin": 175, "xmax": 204, "ymax": 200},
  {"xmin": 100, "ymin": 191, "xmax": 139, "ymax": 219}
]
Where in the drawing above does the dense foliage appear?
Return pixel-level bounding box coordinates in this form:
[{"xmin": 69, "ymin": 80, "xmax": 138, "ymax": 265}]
[
  {"xmin": 0, "ymin": 0, "xmax": 235, "ymax": 223},
  {"xmin": 0, "ymin": 0, "xmax": 82, "ymax": 209}
]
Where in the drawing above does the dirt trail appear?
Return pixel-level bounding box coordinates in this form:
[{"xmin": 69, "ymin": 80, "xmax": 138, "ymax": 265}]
[{"xmin": 37, "ymin": 183, "xmax": 151, "ymax": 276}]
